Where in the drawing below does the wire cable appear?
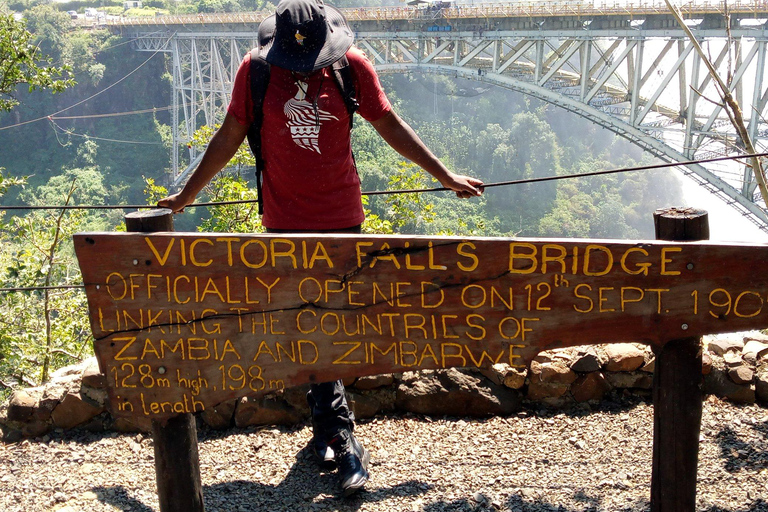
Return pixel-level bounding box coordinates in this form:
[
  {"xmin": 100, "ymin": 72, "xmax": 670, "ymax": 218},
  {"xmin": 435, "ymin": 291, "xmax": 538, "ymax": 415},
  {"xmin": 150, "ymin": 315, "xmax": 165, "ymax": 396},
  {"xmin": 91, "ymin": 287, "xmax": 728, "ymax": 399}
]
[
  {"xmin": 2, "ymin": 150, "xmax": 765, "ymax": 211},
  {"xmin": 48, "ymin": 117, "xmax": 165, "ymax": 145},
  {"xmin": 0, "ymin": 285, "xmax": 84, "ymax": 293},
  {"xmin": 50, "ymin": 106, "xmax": 173, "ymax": 120},
  {"xmin": 363, "ymin": 151, "xmax": 768, "ymax": 196}
]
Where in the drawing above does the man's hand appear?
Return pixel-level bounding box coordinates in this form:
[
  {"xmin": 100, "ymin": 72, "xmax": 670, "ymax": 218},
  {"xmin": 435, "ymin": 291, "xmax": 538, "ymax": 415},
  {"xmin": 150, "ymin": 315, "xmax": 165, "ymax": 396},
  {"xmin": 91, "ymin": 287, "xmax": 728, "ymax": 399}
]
[
  {"xmin": 440, "ymin": 172, "xmax": 484, "ymax": 199},
  {"xmin": 370, "ymin": 111, "xmax": 484, "ymax": 200},
  {"xmin": 157, "ymin": 192, "xmax": 192, "ymax": 213}
]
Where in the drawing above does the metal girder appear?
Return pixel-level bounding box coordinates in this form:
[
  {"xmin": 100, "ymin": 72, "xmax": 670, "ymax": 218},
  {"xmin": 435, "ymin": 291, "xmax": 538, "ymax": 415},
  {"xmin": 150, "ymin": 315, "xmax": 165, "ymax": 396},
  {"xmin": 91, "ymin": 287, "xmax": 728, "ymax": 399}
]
[
  {"xmin": 131, "ymin": 23, "xmax": 768, "ymax": 228},
  {"xmin": 160, "ymin": 35, "xmax": 255, "ymax": 183},
  {"xmin": 635, "ymin": 41, "xmax": 693, "ymax": 124}
]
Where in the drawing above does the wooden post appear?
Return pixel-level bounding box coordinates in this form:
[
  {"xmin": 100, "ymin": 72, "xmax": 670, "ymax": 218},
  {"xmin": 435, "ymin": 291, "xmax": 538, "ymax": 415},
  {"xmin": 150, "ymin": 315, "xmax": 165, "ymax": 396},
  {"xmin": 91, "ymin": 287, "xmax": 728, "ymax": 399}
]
[
  {"xmin": 125, "ymin": 209, "xmax": 205, "ymax": 512},
  {"xmin": 650, "ymin": 207, "xmax": 708, "ymax": 512}
]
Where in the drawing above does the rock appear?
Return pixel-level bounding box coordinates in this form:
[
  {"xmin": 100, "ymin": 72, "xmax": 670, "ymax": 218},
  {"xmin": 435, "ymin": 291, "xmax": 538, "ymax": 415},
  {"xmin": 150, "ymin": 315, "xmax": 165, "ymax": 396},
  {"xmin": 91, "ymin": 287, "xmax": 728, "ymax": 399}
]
[
  {"xmin": 348, "ymin": 391, "xmax": 383, "ymax": 419},
  {"xmin": 477, "ymin": 364, "xmax": 507, "ymax": 386},
  {"xmin": 532, "ymin": 352, "xmax": 554, "ymax": 364},
  {"xmin": 51, "ymin": 392, "xmax": 104, "ymax": 429},
  {"xmin": 395, "ymin": 369, "xmax": 521, "ymax": 417},
  {"xmin": 744, "ymin": 331, "xmax": 768, "ymax": 342},
  {"xmin": 79, "ymin": 386, "xmax": 108, "ymax": 409},
  {"xmin": 201, "ymin": 399, "xmax": 237, "ymax": 429},
  {"xmin": 7, "ymin": 389, "xmax": 41, "ymax": 423},
  {"xmin": 281, "ymin": 385, "xmax": 312, "ymax": 416},
  {"xmin": 527, "ymin": 361, "xmax": 577, "ymax": 400},
  {"xmin": 21, "ymin": 420, "xmax": 49, "ymax": 438},
  {"xmin": 527, "ymin": 379, "xmax": 570, "ymax": 400},
  {"xmin": 50, "ymin": 363, "xmax": 85, "ymax": 381},
  {"xmin": 605, "ymin": 372, "xmax": 653, "ymax": 390},
  {"xmin": 503, "ymin": 368, "xmax": 527, "ymax": 390},
  {"xmin": 706, "ymin": 334, "xmax": 745, "ymax": 356},
  {"xmin": 530, "ymin": 360, "xmax": 578, "ymax": 385},
  {"xmin": 570, "ymin": 350, "xmax": 603, "ymax": 373},
  {"xmin": 703, "ymin": 367, "xmax": 756, "ymax": 404},
  {"xmin": 743, "ymin": 351, "xmax": 758, "ymax": 367},
  {"xmin": 353, "ymin": 374, "xmax": 394, "ymax": 390},
  {"xmin": 570, "ymin": 372, "xmax": 611, "ymax": 402},
  {"xmin": 478, "ymin": 364, "xmax": 526, "ymax": 389},
  {"xmin": 756, "ymin": 364, "xmax": 768, "ymax": 403},
  {"xmin": 743, "ymin": 339, "xmax": 768, "ymax": 361},
  {"xmin": 604, "ymin": 344, "xmax": 646, "ymax": 372},
  {"xmin": 723, "ymin": 351, "xmax": 744, "ymax": 368},
  {"xmin": 702, "ymin": 352, "xmax": 713, "ymax": 375},
  {"xmin": 80, "ymin": 358, "xmax": 106, "ymax": 389},
  {"xmin": 2, "ymin": 428, "xmax": 23, "ymax": 443},
  {"xmin": 37, "ymin": 380, "xmax": 71, "ymax": 422},
  {"xmin": 728, "ymin": 366, "xmax": 755, "ymax": 385},
  {"xmin": 80, "ymin": 413, "xmax": 109, "ymax": 433},
  {"xmin": 548, "ymin": 347, "xmax": 577, "ymax": 362},
  {"xmin": 234, "ymin": 395, "xmax": 306, "ymax": 428},
  {"xmin": 640, "ymin": 351, "xmax": 655, "ymax": 373}
]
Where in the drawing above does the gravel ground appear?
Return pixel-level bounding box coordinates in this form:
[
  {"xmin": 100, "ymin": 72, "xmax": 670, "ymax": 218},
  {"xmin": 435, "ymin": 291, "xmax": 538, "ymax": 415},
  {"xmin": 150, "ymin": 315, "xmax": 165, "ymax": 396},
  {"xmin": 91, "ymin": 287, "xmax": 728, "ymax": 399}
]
[{"xmin": 1, "ymin": 393, "xmax": 768, "ymax": 512}]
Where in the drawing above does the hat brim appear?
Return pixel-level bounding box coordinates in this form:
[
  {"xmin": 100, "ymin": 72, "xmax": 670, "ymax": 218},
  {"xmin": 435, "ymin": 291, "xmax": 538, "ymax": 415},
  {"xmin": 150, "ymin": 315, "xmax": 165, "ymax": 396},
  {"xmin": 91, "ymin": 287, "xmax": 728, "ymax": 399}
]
[
  {"xmin": 257, "ymin": 14, "xmax": 276, "ymax": 50},
  {"xmin": 263, "ymin": 5, "xmax": 354, "ymax": 72}
]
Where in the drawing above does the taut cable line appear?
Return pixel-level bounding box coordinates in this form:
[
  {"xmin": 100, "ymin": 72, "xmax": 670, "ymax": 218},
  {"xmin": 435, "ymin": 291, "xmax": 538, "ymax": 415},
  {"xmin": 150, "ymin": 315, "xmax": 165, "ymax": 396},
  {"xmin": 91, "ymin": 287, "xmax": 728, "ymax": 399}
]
[{"xmin": 1, "ymin": 151, "xmax": 766, "ymax": 212}]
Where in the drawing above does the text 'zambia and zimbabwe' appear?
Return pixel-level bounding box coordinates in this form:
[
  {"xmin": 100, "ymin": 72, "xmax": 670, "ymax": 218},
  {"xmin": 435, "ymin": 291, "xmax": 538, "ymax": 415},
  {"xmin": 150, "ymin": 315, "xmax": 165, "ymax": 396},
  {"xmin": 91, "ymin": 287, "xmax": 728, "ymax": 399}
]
[{"xmin": 73, "ymin": 234, "xmax": 768, "ymax": 419}]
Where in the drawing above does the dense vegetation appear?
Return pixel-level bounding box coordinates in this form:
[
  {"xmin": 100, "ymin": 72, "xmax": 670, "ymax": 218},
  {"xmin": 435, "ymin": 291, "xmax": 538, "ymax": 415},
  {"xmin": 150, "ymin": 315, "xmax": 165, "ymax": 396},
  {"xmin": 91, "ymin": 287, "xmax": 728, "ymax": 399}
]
[{"xmin": 0, "ymin": 0, "xmax": 683, "ymax": 397}]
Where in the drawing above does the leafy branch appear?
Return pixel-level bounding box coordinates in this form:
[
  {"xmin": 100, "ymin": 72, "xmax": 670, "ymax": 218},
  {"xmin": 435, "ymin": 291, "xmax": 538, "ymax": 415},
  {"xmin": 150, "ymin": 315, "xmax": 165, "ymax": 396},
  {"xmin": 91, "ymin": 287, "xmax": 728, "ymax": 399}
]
[
  {"xmin": 0, "ymin": 13, "xmax": 74, "ymax": 112},
  {"xmin": 39, "ymin": 178, "xmax": 77, "ymax": 383}
]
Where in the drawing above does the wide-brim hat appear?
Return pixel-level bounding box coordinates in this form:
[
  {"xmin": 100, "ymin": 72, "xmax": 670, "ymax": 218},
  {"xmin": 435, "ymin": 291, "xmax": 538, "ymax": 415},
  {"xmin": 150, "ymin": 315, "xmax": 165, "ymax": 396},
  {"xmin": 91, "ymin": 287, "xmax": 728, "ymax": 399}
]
[{"xmin": 260, "ymin": 0, "xmax": 354, "ymax": 73}]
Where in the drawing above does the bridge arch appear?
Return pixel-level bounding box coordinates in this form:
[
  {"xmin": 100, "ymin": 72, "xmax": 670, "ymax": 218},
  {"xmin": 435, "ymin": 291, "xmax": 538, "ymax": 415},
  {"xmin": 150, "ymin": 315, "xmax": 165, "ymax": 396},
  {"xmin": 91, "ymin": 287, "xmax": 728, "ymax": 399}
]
[{"xmin": 378, "ymin": 62, "xmax": 765, "ymax": 226}]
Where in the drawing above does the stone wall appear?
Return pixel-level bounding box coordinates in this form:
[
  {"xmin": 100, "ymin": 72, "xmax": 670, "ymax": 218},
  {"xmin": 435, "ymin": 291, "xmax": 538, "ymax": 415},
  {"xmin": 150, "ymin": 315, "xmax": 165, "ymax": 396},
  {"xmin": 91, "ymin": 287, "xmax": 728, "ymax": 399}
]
[{"xmin": 2, "ymin": 331, "xmax": 768, "ymax": 442}]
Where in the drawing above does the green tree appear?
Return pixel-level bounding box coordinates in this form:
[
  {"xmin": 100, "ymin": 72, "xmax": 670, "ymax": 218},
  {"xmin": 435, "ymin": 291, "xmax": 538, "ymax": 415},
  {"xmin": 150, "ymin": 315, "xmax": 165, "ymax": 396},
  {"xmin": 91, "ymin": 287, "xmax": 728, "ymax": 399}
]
[
  {"xmin": 0, "ymin": 169, "xmax": 110, "ymax": 390},
  {"xmin": 0, "ymin": 12, "xmax": 73, "ymax": 111},
  {"xmin": 22, "ymin": 5, "xmax": 72, "ymax": 65}
]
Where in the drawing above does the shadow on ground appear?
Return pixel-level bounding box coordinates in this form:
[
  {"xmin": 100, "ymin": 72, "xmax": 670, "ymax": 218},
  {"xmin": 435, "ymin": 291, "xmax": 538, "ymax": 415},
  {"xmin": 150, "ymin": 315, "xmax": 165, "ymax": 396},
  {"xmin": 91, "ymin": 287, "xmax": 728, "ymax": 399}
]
[{"xmin": 715, "ymin": 418, "xmax": 768, "ymax": 473}]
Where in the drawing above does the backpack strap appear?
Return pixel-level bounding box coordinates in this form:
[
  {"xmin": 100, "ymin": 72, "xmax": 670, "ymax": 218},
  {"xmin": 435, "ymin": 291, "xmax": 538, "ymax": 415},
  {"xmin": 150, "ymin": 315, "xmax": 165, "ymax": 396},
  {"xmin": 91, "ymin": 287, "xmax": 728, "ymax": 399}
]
[
  {"xmin": 330, "ymin": 55, "xmax": 359, "ymax": 128},
  {"xmin": 246, "ymin": 48, "xmax": 270, "ymax": 215}
]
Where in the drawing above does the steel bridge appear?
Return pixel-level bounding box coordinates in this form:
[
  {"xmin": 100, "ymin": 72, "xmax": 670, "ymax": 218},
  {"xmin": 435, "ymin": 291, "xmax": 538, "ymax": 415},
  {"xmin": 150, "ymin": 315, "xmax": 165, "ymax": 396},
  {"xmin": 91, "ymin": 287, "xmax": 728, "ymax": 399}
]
[{"xmin": 108, "ymin": 0, "xmax": 768, "ymax": 229}]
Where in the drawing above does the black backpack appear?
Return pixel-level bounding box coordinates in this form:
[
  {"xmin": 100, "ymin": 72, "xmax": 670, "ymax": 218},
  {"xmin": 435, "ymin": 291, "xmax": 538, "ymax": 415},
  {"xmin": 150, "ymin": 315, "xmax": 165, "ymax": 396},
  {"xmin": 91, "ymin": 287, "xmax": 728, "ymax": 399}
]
[{"xmin": 245, "ymin": 48, "xmax": 360, "ymax": 215}]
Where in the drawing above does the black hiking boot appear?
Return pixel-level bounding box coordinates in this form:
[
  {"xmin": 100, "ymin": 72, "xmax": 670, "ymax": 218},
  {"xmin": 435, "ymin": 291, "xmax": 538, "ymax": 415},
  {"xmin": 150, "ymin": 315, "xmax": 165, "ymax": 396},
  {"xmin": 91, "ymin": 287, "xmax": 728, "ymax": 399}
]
[
  {"xmin": 310, "ymin": 421, "xmax": 337, "ymax": 471},
  {"xmin": 328, "ymin": 429, "xmax": 370, "ymax": 497}
]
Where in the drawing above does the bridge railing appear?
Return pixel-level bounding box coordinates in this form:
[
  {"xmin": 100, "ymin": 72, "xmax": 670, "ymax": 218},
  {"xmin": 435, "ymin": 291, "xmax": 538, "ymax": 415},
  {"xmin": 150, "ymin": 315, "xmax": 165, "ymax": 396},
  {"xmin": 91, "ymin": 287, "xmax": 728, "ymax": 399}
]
[{"xmin": 108, "ymin": 0, "xmax": 768, "ymax": 27}]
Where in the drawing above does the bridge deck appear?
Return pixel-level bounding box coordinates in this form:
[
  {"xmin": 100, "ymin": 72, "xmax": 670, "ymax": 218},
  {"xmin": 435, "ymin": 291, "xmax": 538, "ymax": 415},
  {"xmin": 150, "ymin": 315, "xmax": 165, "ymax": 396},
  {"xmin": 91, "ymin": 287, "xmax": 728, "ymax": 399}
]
[{"xmin": 106, "ymin": 0, "xmax": 768, "ymax": 31}]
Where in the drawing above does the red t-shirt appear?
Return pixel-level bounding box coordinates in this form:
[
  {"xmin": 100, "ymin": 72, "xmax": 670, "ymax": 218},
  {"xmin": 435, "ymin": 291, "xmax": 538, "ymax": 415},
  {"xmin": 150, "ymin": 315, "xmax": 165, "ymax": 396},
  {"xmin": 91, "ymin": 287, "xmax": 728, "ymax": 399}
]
[{"xmin": 228, "ymin": 47, "xmax": 392, "ymax": 230}]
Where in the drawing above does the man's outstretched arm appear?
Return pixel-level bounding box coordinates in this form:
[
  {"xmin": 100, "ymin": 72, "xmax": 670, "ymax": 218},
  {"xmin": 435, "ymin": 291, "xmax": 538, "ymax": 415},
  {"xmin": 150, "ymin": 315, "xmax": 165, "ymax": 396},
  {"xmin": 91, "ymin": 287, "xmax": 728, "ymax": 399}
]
[
  {"xmin": 158, "ymin": 113, "xmax": 251, "ymax": 212},
  {"xmin": 369, "ymin": 110, "xmax": 483, "ymax": 199}
]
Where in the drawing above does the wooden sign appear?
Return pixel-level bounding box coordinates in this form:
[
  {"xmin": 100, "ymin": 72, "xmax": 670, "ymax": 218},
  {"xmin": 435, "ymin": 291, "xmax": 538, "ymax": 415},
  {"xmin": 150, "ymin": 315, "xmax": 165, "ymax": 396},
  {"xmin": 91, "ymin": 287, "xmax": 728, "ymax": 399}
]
[{"xmin": 73, "ymin": 233, "xmax": 768, "ymax": 421}]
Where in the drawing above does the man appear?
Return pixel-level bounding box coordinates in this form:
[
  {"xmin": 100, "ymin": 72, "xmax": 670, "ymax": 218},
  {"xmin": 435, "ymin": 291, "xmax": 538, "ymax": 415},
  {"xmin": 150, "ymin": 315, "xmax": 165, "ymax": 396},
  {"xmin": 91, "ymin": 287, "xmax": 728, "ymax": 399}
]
[{"xmin": 158, "ymin": 0, "xmax": 484, "ymax": 496}]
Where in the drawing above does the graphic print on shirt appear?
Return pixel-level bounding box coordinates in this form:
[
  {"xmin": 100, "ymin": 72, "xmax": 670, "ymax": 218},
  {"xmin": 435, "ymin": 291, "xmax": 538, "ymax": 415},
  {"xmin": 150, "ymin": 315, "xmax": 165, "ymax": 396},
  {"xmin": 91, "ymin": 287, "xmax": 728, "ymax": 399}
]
[{"xmin": 284, "ymin": 81, "xmax": 338, "ymax": 154}]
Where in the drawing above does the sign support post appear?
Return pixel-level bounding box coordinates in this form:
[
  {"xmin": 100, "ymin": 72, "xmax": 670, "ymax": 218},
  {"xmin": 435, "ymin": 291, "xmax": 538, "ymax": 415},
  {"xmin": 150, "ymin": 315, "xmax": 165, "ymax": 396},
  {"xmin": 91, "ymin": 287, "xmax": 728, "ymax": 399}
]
[
  {"xmin": 651, "ymin": 207, "xmax": 708, "ymax": 512},
  {"xmin": 125, "ymin": 209, "xmax": 205, "ymax": 512}
]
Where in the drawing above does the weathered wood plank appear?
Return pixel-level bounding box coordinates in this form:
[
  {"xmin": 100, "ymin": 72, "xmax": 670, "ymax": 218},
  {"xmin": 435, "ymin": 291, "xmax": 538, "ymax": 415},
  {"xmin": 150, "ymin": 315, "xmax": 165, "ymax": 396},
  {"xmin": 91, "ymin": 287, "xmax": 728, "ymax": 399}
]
[
  {"xmin": 651, "ymin": 207, "xmax": 706, "ymax": 512},
  {"xmin": 73, "ymin": 233, "xmax": 768, "ymax": 421}
]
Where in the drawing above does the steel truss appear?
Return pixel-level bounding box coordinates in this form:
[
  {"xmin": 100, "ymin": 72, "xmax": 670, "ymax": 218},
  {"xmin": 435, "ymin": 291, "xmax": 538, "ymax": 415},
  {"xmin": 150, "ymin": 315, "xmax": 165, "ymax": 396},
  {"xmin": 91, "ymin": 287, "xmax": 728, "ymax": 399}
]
[{"xmin": 130, "ymin": 18, "xmax": 768, "ymax": 229}]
